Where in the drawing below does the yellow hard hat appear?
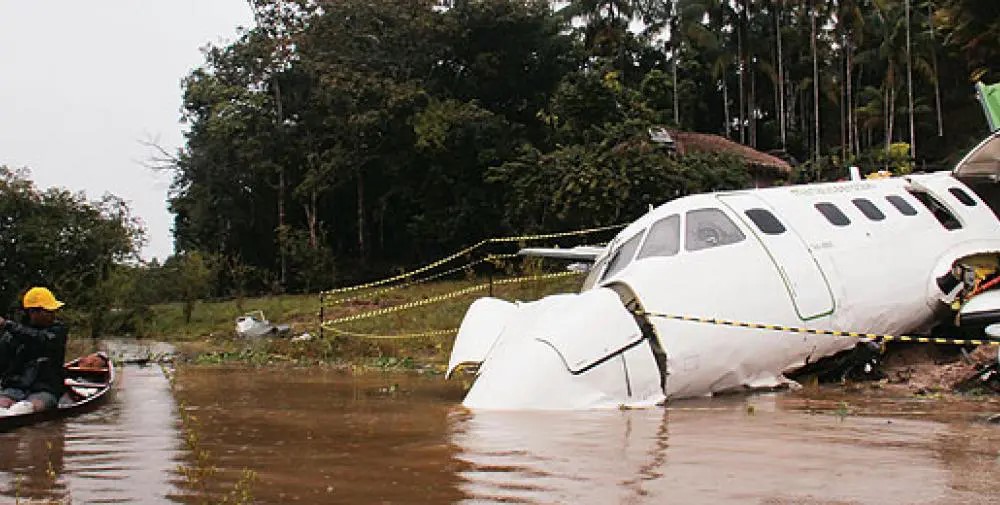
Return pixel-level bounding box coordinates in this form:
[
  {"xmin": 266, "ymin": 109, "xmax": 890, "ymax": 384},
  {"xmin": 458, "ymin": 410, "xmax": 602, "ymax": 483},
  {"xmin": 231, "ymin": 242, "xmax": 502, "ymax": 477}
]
[{"xmin": 22, "ymin": 287, "xmax": 64, "ymax": 311}]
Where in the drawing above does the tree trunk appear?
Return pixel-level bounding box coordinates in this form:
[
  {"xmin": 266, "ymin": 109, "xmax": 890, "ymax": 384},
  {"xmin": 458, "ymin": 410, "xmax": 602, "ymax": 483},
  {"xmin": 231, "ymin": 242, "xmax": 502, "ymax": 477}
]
[
  {"xmin": 737, "ymin": 0, "xmax": 746, "ymax": 144},
  {"xmin": 928, "ymin": 2, "xmax": 944, "ymax": 137},
  {"xmin": 847, "ymin": 41, "xmax": 854, "ymax": 157},
  {"xmin": 672, "ymin": 52, "xmax": 680, "ymax": 126},
  {"xmin": 888, "ymin": 84, "xmax": 896, "ymax": 156},
  {"xmin": 750, "ymin": 59, "xmax": 757, "ymax": 147},
  {"xmin": 840, "ymin": 46, "xmax": 846, "ymax": 158},
  {"xmin": 882, "ymin": 83, "xmax": 892, "ymax": 154},
  {"xmin": 357, "ymin": 169, "xmax": 366, "ymax": 261},
  {"xmin": 811, "ymin": 2, "xmax": 820, "ymax": 163},
  {"xmin": 854, "ymin": 64, "xmax": 862, "ymax": 154},
  {"xmin": 273, "ymin": 80, "xmax": 287, "ymax": 290},
  {"xmin": 304, "ymin": 189, "xmax": 318, "ymax": 249},
  {"xmin": 723, "ymin": 73, "xmax": 731, "ymax": 138},
  {"xmin": 905, "ymin": 0, "xmax": 916, "ymax": 159},
  {"xmin": 776, "ymin": 3, "xmax": 786, "ymax": 150},
  {"xmin": 746, "ymin": 0, "xmax": 756, "ymax": 147},
  {"xmin": 672, "ymin": 6, "xmax": 680, "ymax": 127}
]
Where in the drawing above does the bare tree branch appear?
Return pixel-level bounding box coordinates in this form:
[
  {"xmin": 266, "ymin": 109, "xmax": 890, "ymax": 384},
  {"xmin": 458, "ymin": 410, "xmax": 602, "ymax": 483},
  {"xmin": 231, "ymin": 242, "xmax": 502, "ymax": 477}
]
[{"xmin": 137, "ymin": 133, "xmax": 181, "ymax": 172}]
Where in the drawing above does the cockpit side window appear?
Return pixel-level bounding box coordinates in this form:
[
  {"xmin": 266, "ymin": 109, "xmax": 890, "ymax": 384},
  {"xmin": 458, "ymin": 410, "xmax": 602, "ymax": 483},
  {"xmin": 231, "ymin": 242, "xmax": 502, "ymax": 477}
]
[
  {"xmin": 685, "ymin": 208, "xmax": 746, "ymax": 252},
  {"xmin": 908, "ymin": 190, "xmax": 962, "ymax": 230},
  {"xmin": 637, "ymin": 215, "xmax": 680, "ymax": 259},
  {"xmin": 601, "ymin": 232, "xmax": 644, "ymax": 281}
]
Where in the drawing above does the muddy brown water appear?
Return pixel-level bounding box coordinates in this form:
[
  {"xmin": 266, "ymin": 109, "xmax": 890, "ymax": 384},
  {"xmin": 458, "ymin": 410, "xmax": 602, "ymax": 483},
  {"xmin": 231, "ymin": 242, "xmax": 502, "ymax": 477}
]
[{"xmin": 1, "ymin": 365, "xmax": 999, "ymax": 504}]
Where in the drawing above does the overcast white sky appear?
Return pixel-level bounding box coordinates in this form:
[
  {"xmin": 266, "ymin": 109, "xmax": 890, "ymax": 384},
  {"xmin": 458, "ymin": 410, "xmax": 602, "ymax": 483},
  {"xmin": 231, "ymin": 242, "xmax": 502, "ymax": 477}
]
[{"xmin": 0, "ymin": 1, "xmax": 254, "ymax": 261}]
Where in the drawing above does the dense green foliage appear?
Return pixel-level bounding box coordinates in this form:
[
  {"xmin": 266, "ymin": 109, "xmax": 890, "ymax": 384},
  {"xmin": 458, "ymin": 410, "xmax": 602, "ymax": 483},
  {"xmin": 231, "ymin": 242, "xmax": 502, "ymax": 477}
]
[
  {"xmin": 0, "ymin": 167, "xmax": 144, "ymax": 334},
  {"xmin": 159, "ymin": 0, "xmax": 996, "ymax": 295}
]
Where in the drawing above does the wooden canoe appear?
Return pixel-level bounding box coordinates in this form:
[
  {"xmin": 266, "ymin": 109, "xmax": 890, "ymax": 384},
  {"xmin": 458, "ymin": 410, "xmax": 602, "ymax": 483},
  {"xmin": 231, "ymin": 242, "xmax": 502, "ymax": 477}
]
[{"xmin": 0, "ymin": 352, "xmax": 116, "ymax": 432}]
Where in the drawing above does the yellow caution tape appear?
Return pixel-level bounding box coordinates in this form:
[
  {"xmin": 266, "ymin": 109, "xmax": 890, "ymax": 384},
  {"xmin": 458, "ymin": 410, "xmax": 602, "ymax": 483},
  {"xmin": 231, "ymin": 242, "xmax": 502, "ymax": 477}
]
[
  {"xmin": 325, "ymin": 327, "xmax": 458, "ymax": 340},
  {"xmin": 488, "ymin": 224, "xmax": 623, "ymax": 243},
  {"xmin": 322, "ymin": 254, "xmax": 519, "ymax": 307},
  {"xmin": 640, "ymin": 311, "xmax": 1000, "ymax": 347},
  {"xmin": 322, "ymin": 270, "xmax": 581, "ymax": 333},
  {"xmin": 320, "ymin": 224, "xmax": 621, "ymax": 296}
]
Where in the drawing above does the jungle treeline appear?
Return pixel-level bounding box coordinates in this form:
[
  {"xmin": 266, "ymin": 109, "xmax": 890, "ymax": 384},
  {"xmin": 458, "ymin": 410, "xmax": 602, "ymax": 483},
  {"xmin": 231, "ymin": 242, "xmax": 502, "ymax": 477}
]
[
  {"xmin": 3, "ymin": 0, "xmax": 997, "ymax": 332},
  {"xmin": 161, "ymin": 0, "xmax": 997, "ymax": 295}
]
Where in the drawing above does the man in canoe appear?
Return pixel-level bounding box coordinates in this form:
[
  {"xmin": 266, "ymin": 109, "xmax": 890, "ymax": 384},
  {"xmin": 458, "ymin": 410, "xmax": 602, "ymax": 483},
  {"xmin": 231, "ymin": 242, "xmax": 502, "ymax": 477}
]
[{"xmin": 0, "ymin": 287, "xmax": 68, "ymax": 416}]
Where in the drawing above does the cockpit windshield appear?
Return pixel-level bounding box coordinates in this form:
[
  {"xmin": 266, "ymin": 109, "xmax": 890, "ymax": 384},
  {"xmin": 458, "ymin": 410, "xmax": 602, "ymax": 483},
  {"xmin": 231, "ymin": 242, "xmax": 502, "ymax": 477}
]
[
  {"xmin": 581, "ymin": 255, "xmax": 608, "ymax": 291},
  {"xmin": 601, "ymin": 232, "xmax": 644, "ymax": 282},
  {"xmin": 637, "ymin": 215, "xmax": 680, "ymax": 259},
  {"xmin": 685, "ymin": 208, "xmax": 746, "ymax": 251},
  {"xmin": 584, "ymin": 208, "xmax": 744, "ymax": 290}
]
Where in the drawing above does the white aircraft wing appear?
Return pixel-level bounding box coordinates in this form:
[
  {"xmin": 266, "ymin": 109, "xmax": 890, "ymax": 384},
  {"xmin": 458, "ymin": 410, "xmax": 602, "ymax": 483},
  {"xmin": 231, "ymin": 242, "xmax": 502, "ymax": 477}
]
[{"xmin": 518, "ymin": 246, "xmax": 605, "ymax": 262}]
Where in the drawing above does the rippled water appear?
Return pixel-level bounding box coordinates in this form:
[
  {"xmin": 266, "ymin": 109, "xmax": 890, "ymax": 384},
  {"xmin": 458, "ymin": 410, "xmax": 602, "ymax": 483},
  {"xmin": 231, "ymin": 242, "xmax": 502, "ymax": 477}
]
[
  {"xmin": 2, "ymin": 362, "xmax": 1000, "ymax": 504},
  {"xmin": 0, "ymin": 365, "xmax": 182, "ymax": 503}
]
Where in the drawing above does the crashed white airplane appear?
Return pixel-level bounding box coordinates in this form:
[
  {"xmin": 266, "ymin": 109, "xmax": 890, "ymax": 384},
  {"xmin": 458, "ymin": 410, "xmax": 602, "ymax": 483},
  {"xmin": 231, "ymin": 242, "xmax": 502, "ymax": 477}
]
[{"xmin": 447, "ymin": 131, "xmax": 1000, "ymax": 409}]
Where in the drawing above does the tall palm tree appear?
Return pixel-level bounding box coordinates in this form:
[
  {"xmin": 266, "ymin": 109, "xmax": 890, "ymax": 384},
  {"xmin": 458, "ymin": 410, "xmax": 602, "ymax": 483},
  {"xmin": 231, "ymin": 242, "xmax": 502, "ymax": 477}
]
[
  {"xmin": 934, "ymin": 0, "xmax": 1000, "ymax": 81},
  {"xmin": 905, "ymin": 0, "xmax": 916, "ymax": 158},
  {"xmin": 775, "ymin": 0, "xmax": 787, "ymax": 150},
  {"xmin": 926, "ymin": 0, "xmax": 944, "ymax": 137},
  {"xmin": 678, "ymin": 0, "xmax": 737, "ymax": 134},
  {"xmin": 810, "ymin": 0, "xmax": 821, "ymax": 162},
  {"xmin": 838, "ymin": 0, "xmax": 865, "ymax": 157}
]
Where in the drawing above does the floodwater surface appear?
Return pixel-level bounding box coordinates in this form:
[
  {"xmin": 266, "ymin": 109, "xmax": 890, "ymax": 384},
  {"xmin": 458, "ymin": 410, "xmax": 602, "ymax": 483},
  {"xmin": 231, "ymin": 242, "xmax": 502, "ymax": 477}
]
[
  {"xmin": 0, "ymin": 365, "xmax": 181, "ymax": 503},
  {"xmin": 2, "ymin": 364, "xmax": 1000, "ymax": 504}
]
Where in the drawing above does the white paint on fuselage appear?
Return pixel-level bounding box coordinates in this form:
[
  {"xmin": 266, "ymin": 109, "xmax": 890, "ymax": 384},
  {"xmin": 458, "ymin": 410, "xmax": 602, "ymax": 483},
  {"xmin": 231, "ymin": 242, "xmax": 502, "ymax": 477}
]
[
  {"xmin": 597, "ymin": 173, "xmax": 999, "ymax": 399},
  {"xmin": 450, "ymin": 171, "xmax": 1000, "ymax": 408}
]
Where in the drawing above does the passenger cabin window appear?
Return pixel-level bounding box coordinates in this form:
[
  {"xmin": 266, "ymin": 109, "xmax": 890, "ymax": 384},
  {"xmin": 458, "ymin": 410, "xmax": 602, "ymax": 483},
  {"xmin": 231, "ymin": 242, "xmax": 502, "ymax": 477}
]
[
  {"xmin": 886, "ymin": 195, "xmax": 918, "ymax": 216},
  {"xmin": 815, "ymin": 202, "xmax": 851, "ymax": 226},
  {"xmin": 909, "ymin": 190, "xmax": 962, "ymax": 230},
  {"xmin": 852, "ymin": 198, "xmax": 885, "ymax": 221},
  {"xmin": 744, "ymin": 208, "xmax": 786, "ymax": 235},
  {"xmin": 602, "ymin": 232, "xmax": 644, "ymax": 280},
  {"xmin": 949, "ymin": 187, "xmax": 977, "ymax": 206},
  {"xmin": 637, "ymin": 215, "xmax": 680, "ymax": 259},
  {"xmin": 685, "ymin": 209, "xmax": 746, "ymax": 251}
]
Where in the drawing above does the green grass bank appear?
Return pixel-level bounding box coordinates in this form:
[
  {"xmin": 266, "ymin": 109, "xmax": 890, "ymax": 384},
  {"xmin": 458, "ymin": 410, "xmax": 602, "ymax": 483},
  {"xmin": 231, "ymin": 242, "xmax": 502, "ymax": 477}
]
[{"xmin": 142, "ymin": 273, "xmax": 584, "ymax": 368}]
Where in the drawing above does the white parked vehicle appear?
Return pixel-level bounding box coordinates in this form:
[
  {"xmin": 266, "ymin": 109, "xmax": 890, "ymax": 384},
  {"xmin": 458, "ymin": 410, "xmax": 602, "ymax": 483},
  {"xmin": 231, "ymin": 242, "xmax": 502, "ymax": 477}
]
[{"xmin": 447, "ymin": 132, "xmax": 1000, "ymax": 409}]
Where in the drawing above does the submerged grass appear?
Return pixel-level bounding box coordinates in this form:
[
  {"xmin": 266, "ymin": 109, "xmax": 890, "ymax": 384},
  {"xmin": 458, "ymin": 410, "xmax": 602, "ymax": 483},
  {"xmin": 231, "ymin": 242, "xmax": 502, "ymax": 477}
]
[
  {"xmin": 149, "ymin": 272, "xmax": 584, "ymax": 367},
  {"xmin": 165, "ymin": 365, "xmax": 258, "ymax": 505}
]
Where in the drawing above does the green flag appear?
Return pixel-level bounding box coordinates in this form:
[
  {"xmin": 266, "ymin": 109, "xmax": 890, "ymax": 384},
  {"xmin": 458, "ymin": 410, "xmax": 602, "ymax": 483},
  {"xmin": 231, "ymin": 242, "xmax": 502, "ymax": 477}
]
[{"xmin": 977, "ymin": 81, "xmax": 1000, "ymax": 132}]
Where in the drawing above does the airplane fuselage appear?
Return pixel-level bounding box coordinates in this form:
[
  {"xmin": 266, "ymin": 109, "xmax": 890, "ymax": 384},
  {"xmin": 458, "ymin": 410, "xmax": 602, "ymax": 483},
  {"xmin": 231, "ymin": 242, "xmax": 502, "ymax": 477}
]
[
  {"xmin": 603, "ymin": 173, "xmax": 998, "ymax": 399},
  {"xmin": 448, "ymin": 171, "xmax": 1000, "ymax": 409}
]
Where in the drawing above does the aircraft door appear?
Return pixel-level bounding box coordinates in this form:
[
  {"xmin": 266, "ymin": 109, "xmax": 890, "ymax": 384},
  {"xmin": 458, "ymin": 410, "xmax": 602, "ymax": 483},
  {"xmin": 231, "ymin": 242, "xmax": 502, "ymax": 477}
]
[{"xmin": 719, "ymin": 194, "xmax": 835, "ymax": 320}]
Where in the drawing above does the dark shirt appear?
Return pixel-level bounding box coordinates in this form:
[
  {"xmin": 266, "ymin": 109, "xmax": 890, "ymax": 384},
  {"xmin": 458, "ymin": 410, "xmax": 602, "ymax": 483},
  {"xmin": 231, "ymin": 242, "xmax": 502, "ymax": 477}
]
[{"xmin": 0, "ymin": 320, "xmax": 68, "ymax": 396}]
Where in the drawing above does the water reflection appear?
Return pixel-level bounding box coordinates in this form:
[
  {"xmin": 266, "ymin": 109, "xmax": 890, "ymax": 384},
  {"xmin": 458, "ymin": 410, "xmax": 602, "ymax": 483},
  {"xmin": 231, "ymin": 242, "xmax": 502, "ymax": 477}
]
[
  {"xmin": 3, "ymin": 364, "xmax": 998, "ymax": 504},
  {"xmin": 170, "ymin": 368, "xmax": 469, "ymax": 504},
  {"xmin": 0, "ymin": 365, "xmax": 182, "ymax": 504},
  {"xmin": 0, "ymin": 423, "xmax": 67, "ymax": 501},
  {"xmin": 65, "ymin": 365, "xmax": 181, "ymax": 503},
  {"xmin": 449, "ymin": 397, "xmax": 990, "ymax": 504},
  {"xmin": 450, "ymin": 409, "xmax": 673, "ymax": 504}
]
